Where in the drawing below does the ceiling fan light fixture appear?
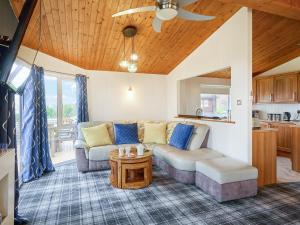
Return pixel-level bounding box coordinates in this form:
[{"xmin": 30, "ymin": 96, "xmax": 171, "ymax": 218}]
[
  {"xmin": 128, "ymin": 63, "xmax": 138, "ymax": 73},
  {"xmin": 130, "ymin": 53, "xmax": 138, "ymax": 61},
  {"xmin": 156, "ymin": 8, "xmax": 178, "ymax": 20}
]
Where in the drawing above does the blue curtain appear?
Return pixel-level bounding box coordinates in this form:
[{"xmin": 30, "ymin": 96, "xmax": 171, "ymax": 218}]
[
  {"xmin": 21, "ymin": 65, "xmax": 55, "ymax": 183},
  {"xmin": 0, "ymin": 84, "xmax": 24, "ymax": 223},
  {"xmin": 76, "ymin": 74, "xmax": 89, "ymax": 123}
]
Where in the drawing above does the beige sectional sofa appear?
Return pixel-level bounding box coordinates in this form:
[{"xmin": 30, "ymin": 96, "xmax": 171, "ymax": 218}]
[{"xmin": 75, "ymin": 121, "xmax": 258, "ymax": 202}]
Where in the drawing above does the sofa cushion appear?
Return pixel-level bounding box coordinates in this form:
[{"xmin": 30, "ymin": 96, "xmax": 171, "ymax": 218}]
[
  {"xmin": 187, "ymin": 124, "xmax": 209, "ymax": 150},
  {"xmin": 78, "ymin": 121, "xmax": 115, "ymax": 143},
  {"xmin": 153, "ymin": 145, "xmax": 224, "ymax": 172},
  {"xmin": 196, "ymin": 157, "xmax": 258, "ymax": 184},
  {"xmin": 169, "ymin": 123, "xmax": 194, "ymax": 150},
  {"xmin": 143, "ymin": 123, "xmax": 167, "ymax": 144},
  {"xmin": 88, "ymin": 145, "xmax": 118, "ymax": 161},
  {"xmin": 81, "ymin": 124, "xmax": 112, "ymax": 147},
  {"xmin": 114, "ymin": 123, "xmax": 139, "ymax": 145}
]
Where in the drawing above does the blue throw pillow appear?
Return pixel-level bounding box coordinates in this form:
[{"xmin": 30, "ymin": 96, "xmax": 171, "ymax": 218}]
[
  {"xmin": 114, "ymin": 123, "xmax": 139, "ymax": 145},
  {"xmin": 169, "ymin": 123, "xmax": 194, "ymax": 150}
]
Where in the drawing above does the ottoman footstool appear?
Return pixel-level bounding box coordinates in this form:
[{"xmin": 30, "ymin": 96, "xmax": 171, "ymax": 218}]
[{"xmin": 195, "ymin": 157, "xmax": 258, "ymax": 202}]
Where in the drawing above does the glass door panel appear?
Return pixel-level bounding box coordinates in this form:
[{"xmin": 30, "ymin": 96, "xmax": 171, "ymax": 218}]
[
  {"xmin": 44, "ymin": 76, "xmax": 58, "ymax": 127},
  {"xmin": 62, "ymin": 79, "xmax": 77, "ymax": 126}
]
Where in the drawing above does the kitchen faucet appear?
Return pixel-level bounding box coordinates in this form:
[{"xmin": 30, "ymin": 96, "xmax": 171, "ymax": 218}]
[{"xmin": 196, "ymin": 108, "xmax": 203, "ymax": 117}]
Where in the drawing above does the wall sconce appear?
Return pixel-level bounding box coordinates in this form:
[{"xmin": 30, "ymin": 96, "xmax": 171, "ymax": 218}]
[{"xmin": 127, "ymin": 85, "xmax": 134, "ymax": 100}]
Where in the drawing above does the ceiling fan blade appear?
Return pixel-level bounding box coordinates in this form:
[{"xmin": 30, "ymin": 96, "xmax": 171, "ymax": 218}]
[
  {"xmin": 112, "ymin": 6, "xmax": 156, "ymax": 17},
  {"xmin": 177, "ymin": 8, "xmax": 215, "ymax": 21},
  {"xmin": 178, "ymin": 0, "xmax": 199, "ymax": 7},
  {"xmin": 152, "ymin": 16, "xmax": 162, "ymax": 32}
]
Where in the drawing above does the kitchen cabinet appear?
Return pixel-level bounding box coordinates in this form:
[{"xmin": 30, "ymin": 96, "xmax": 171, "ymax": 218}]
[
  {"xmin": 298, "ymin": 74, "xmax": 300, "ymax": 102},
  {"xmin": 292, "ymin": 126, "xmax": 300, "ymax": 172},
  {"xmin": 252, "ymin": 79, "xmax": 257, "ymax": 104},
  {"xmin": 252, "ymin": 129, "xmax": 277, "ymax": 186},
  {"xmin": 269, "ymin": 123, "xmax": 293, "ymax": 157},
  {"xmin": 253, "ymin": 72, "xmax": 300, "ymax": 104},
  {"xmin": 273, "ymin": 73, "xmax": 297, "ymax": 103},
  {"xmin": 256, "ymin": 77, "xmax": 274, "ymax": 103}
]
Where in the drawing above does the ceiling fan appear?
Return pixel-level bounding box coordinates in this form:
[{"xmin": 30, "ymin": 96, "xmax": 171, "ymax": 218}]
[{"xmin": 112, "ymin": 0, "xmax": 215, "ymax": 33}]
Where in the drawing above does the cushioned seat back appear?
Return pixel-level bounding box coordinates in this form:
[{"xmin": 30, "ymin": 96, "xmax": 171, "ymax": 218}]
[
  {"xmin": 167, "ymin": 121, "xmax": 209, "ymax": 150},
  {"xmin": 77, "ymin": 121, "xmax": 209, "ymax": 149},
  {"xmin": 77, "ymin": 121, "xmax": 115, "ymax": 143}
]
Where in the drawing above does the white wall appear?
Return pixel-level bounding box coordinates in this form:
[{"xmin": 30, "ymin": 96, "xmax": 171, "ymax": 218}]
[
  {"xmin": 18, "ymin": 46, "xmax": 167, "ymax": 121},
  {"xmin": 167, "ymin": 8, "xmax": 253, "ymax": 163},
  {"xmin": 87, "ymin": 70, "xmax": 167, "ymax": 121},
  {"xmin": 253, "ymin": 56, "xmax": 300, "ymax": 117}
]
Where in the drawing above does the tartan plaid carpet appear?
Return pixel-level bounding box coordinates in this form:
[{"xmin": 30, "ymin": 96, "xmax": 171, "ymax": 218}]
[{"xmin": 19, "ymin": 160, "xmax": 300, "ymax": 225}]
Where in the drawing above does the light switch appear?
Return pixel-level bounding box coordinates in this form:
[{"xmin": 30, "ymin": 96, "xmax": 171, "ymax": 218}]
[{"xmin": 237, "ymin": 99, "xmax": 242, "ymax": 105}]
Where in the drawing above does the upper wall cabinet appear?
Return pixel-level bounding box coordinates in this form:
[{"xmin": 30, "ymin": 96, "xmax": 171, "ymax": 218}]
[
  {"xmin": 256, "ymin": 77, "xmax": 274, "ymax": 103},
  {"xmin": 254, "ymin": 72, "xmax": 300, "ymax": 104},
  {"xmin": 273, "ymin": 74, "xmax": 297, "ymax": 103}
]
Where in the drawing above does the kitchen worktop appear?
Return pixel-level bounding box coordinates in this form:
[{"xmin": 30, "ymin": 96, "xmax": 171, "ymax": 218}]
[
  {"xmin": 176, "ymin": 115, "xmax": 235, "ymax": 124},
  {"xmin": 259, "ymin": 120, "xmax": 300, "ymax": 126}
]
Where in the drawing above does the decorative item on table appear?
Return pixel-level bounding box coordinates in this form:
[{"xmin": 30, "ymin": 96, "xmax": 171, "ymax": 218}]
[
  {"xmin": 125, "ymin": 146, "xmax": 131, "ymax": 157},
  {"xmin": 137, "ymin": 144, "xmax": 145, "ymax": 156},
  {"xmin": 118, "ymin": 147, "xmax": 125, "ymax": 157}
]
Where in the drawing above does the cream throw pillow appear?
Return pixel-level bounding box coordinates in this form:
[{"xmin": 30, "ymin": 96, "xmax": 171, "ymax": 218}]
[
  {"xmin": 143, "ymin": 123, "xmax": 167, "ymax": 144},
  {"xmin": 81, "ymin": 124, "xmax": 112, "ymax": 147}
]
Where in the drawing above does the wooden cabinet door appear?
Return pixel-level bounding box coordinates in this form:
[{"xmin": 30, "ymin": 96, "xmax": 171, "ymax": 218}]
[
  {"xmin": 273, "ymin": 74, "xmax": 297, "ymax": 103},
  {"xmin": 256, "ymin": 77, "xmax": 274, "ymax": 103},
  {"xmin": 252, "ymin": 79, "xmax": 257, "ymax": 104},
  {"xmin": 298, "ymin": 73, "xmax": 300, "ymax": 102},
  {"xmin": 270, "ymin": 123, "xmax": 292, "ymax": 154}
]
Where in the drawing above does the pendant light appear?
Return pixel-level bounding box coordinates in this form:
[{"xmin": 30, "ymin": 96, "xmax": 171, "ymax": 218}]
[{"xmin": 119, "ymin": 26, "xmax": 138, "ymax": 73}]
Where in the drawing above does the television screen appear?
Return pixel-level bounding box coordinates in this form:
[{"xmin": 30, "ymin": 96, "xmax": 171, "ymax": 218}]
[
  {"xmin": 0, "ymin": 0, "xmax": 38, "ymax": 92},
  {"xmin": 0, "ymin": 0, "xmax": 18, "ymax": 39}
]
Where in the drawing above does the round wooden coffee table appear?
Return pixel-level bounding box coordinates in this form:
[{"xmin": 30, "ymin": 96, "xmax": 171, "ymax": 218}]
[{"xmin": 109, "ymin": 148, "xmax": 152, "ymax": 189}]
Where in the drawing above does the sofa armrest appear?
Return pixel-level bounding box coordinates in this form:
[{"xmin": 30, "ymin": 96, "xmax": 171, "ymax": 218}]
[{"xmin": 75, "ymin": 140, "xmax": 88, "ymax": 149}]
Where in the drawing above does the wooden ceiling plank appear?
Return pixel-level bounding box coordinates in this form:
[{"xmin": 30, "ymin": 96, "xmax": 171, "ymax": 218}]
[
  {"xmin": 218, "ymin": 0, "xmax": 300, "ymax": 20},
  {"xmin": 58, "ymin": 0, "xmax": 70, "ymax": 62}
]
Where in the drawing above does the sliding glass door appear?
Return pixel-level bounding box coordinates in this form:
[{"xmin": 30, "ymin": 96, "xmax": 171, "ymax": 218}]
[{"xmin": 44, "ymin": 72, "xmax": 77, "ymax": 162}]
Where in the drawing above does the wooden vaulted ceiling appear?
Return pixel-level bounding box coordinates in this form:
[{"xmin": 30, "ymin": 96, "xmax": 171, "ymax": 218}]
[
  {"xmin": 11, "ymin": 0, "xmax": 300, "ymax": 75},
  {"xmin": 252, "ymin": 10, "xmax": 300, "ymax": 76},
  {"xmin": 11, "ymin": 0, "xmax": 240, "ymax": 74}
]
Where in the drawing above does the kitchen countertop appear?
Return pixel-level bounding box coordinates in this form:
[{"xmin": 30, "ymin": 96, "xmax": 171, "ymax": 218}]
[
  {"xmin": 176, "ymin": 115, "xmax": 235, "ymax": 124},
  {"xmin": 252, "ymin": 127, "xmax": 277, "ymax": 132},
  {"xmin": 259, "ymin": 119, "xmax": 300, "ymax": 126}
]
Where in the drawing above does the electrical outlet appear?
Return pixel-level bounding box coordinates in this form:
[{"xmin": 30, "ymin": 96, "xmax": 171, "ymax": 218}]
[{"xmin": 237, "ymin": 99, "xmax": 242, "ymax": 105}]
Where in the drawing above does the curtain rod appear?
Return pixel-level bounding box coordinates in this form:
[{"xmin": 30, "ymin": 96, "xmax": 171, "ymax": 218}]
[{"xmin": 17, "ymin": 56, "xmax": 89, "ymax": 79}]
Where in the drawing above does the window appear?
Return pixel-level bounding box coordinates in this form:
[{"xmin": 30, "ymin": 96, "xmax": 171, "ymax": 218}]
[
  {"xmin": 7, "ymin": 58, "xmax": 31, "ymax": 91},
  {"xmin": 200, "ymin": 94, "xmax": 230, "ymax": 118}
]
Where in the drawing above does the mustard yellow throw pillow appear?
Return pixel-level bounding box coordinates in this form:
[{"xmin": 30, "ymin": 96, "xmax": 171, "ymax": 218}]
[
  {"xmin": 143, "ymin": 123, "xmax": 167, "ymax": 144},
  {"xmin": 81, "ymin": 124, "xmax": 112, "ymax": 147}
]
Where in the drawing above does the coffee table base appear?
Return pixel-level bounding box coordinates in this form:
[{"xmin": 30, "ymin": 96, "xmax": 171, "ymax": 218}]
[{"xmin": 110, "ymin": 156, "xmax": 152, "ymax": 189}]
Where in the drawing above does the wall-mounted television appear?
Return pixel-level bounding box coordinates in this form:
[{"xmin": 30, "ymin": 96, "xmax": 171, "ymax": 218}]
[{"xmin": 0, "ymin": 0, "xmax": 38, "ymax": 92}]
